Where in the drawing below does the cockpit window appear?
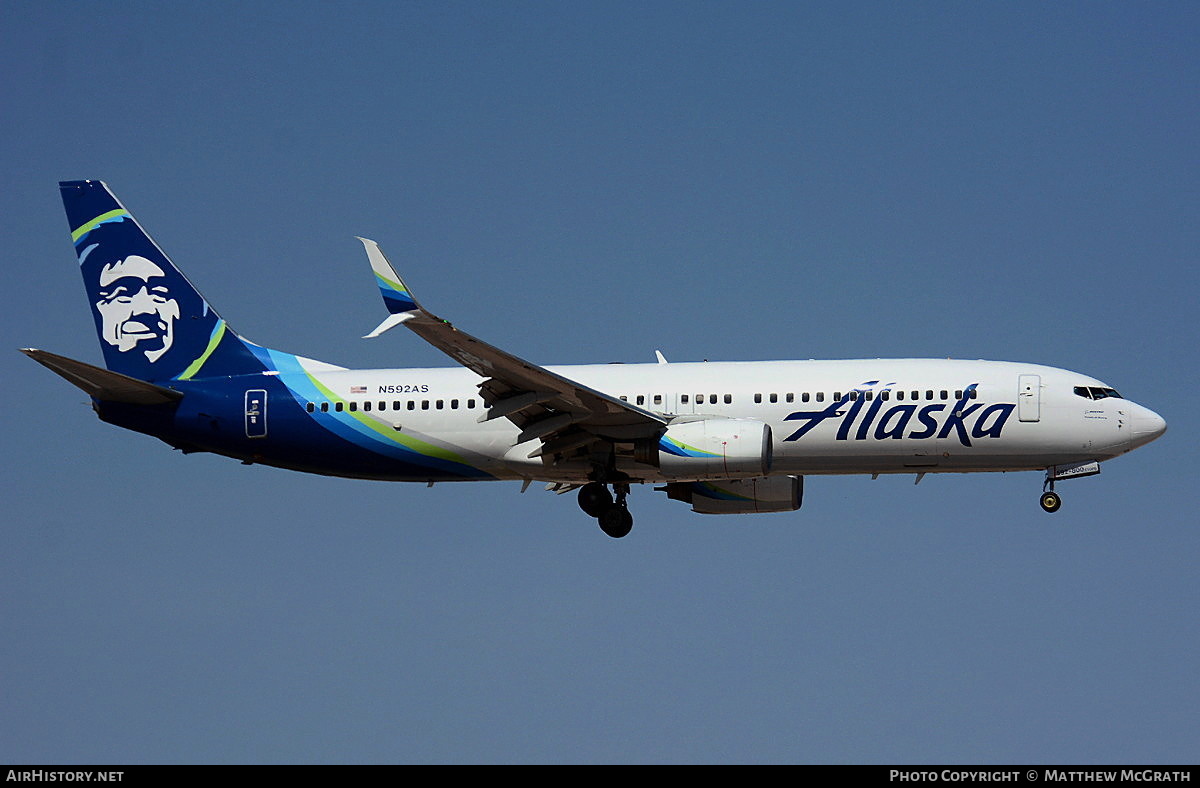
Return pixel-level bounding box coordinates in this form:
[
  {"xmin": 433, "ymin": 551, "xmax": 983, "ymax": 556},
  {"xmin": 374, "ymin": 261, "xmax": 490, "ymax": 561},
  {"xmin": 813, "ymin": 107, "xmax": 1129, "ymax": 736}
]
[{"xmin": 1075, "ymin": 385, "xmax": 1123, "ymax": 400}]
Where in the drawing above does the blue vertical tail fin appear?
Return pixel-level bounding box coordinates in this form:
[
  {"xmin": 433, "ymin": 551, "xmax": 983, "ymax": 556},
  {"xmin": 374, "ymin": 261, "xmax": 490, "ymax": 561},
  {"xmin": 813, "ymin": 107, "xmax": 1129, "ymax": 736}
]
[{"xmin": 61, "ymin": 180, "xmax": 270, "ymax": 382}]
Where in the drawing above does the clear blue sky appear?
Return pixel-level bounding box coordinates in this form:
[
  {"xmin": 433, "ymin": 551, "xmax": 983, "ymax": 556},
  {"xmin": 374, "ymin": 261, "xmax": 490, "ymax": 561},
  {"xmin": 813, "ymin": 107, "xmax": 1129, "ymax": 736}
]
[{"xmin": 3, "ymin": 1, "xmax": 1196, "ymax": 764}]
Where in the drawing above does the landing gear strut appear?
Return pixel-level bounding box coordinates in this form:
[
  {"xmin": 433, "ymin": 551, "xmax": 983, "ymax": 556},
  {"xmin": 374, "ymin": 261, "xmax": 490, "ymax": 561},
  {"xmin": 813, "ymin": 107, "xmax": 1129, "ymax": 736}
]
[
  {"xmin": 579, "ymin": 481, "xmax": 634, "ymax": 538},
  {"xmin": 1040, "ymin": 474, "xmax": 1062, "ymax": 513}
]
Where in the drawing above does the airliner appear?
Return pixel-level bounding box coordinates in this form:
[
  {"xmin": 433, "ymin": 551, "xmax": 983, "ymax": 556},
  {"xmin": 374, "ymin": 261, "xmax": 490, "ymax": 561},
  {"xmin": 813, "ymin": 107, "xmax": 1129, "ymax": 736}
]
[{"xmin": 24, "ymin": 181, "xmax": 1166, "ymax": 537}]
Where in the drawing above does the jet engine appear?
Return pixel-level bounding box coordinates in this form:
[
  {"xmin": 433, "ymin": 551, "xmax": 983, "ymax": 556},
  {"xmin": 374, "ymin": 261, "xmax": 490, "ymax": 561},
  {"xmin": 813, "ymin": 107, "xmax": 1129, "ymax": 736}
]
[{"xmin": 638, "ymin": 418, "xmax": 772, "ymax": 480}]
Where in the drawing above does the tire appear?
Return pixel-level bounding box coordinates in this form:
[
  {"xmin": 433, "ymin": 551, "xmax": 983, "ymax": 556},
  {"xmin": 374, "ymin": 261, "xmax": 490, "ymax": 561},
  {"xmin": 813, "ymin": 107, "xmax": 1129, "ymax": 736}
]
[
  {"xmin": 1040, "ymin": 491, "xmax": 1062, "ymax": 513},
  {"xmin": 598, "ymin": 504, "xmax": 634, "ymax": 538},
  {"xmin": 578, "ymin": 483, "xmax": 613, "ymax": 517}
]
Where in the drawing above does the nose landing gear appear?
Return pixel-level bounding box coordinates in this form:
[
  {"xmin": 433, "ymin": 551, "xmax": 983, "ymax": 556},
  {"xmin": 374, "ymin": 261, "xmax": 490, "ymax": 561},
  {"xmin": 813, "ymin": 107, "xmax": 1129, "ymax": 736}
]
[
  {"xmin": 1040, "ymin": 470, "xmax": 1063, "ymax": 513},
  {"xmin": 1039, "ymin": 461, "xmax": 1101, "ymax": 513},
  {"xmin": 578, "ymin": 481, "xmax": 634, "ymax": 538}
]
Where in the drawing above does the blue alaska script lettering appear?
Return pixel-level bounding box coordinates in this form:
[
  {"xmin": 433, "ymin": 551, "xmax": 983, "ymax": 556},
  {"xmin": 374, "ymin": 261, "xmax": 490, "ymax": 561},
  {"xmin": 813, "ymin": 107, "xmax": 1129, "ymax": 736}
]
[{"xmin": 783, "ymin": 382, "xmax": 1015, "ymax": 447}]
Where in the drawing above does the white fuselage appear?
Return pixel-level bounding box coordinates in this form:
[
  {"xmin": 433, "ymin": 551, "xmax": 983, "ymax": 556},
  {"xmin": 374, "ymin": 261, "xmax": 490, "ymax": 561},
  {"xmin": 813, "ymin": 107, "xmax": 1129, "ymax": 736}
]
[{"xmin": 274, "ymin": 357, "xmax": 1162, "ymax": 483}]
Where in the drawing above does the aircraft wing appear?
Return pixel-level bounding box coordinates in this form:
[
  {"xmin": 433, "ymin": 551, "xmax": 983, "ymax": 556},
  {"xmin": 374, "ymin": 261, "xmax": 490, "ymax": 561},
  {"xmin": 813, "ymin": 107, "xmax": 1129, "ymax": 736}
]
[{"xmin": 358, "ymin": 239, "xmax": 667, "ymax": 458}]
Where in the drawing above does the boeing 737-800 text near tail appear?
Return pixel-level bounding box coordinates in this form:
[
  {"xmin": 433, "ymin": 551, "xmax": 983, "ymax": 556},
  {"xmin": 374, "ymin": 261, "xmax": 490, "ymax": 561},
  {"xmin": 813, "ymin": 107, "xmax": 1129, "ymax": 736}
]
[{"xmin": 25, "ymin": 181, "xmax": 1166, "ymax": 537}]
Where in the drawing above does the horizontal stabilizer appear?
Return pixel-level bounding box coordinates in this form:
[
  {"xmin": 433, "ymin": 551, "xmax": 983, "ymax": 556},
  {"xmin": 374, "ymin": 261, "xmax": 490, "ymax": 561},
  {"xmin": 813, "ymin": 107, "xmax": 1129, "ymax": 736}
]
[{"xmin": 22, "ymin": 348, "xmax": 182, "ymax": 404}]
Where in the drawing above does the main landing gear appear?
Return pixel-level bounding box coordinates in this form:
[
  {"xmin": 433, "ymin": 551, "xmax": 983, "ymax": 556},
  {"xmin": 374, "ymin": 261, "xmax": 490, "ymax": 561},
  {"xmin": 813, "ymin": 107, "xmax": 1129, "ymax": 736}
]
[
  {"xmin": 578, "ymin": 481, "xmax": 634, "ymax": 538},
  {"xmin": 1040, "ymin": 473, "xmax": 1062, "ymax": 513}
]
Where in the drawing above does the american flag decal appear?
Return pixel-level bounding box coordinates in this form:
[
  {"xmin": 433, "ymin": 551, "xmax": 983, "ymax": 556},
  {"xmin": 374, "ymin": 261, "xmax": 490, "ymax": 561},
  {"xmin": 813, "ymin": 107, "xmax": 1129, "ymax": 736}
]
[{"xmin": 350, "ymin": 386, "xmax": 367, "ymax": 394}]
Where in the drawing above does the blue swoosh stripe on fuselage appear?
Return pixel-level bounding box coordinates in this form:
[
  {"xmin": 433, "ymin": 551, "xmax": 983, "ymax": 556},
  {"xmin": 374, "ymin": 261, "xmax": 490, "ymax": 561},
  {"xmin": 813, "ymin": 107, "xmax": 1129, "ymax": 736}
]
[{"xmin": 247, "ymin": 349, "xmax": 491, "ymax": 479}]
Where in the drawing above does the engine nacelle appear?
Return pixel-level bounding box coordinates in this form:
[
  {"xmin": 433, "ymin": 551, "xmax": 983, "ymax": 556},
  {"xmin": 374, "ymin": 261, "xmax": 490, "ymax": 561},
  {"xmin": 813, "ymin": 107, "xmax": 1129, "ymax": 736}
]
[
  {"xmin": 660, "ymin": 475, "xmax": 803, "ymax": 514},
  {"xmin": 655, "ymin": 418, "xmax": 772, "ymax": 480}
]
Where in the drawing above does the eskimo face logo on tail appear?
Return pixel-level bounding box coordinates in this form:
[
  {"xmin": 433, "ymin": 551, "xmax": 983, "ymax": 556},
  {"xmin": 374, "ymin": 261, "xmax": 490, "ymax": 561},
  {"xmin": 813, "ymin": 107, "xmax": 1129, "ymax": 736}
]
[
  {"xmin": 94, "ymin": 255, "xmax": 180, "ymax": 362},
  {"xmin": 783, "ymin": 381, "xmax": 1016, "ymax": 447},
  {"xmin": 64, "ymin": 182, "xmax": 266, "ymax": 382}
]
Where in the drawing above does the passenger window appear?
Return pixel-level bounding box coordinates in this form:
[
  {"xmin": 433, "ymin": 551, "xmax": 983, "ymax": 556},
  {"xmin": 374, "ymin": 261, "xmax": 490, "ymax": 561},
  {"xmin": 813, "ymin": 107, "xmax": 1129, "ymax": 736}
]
[
  {"xmin": 636, "ymin": 395, "xmax": 645, "ymax": 406},
  {"xmin": 954, "ymin": 390, "xmax": 962, "ymax": 400},
  {"xmin": 802, "ymin": 392, "xmax": 810, "ymax": 403},
  {"xmin": 769, "ymin": 393, "xmax": 778, "ymax": 403},
  {"xmin": 816, "ymin": 392, "xmax": 824, "ymax": 402},
  {"xmin": 451, "ymin": 399, "xmax": 459, "ymax": 409},
  {"xmin": 925, "ymin": 391, "xmax": 933, "ymax": 400},
  {"xmin": 320, "ymin": 402, "xmax": 329, "ymax": 412},
  {"xmin": 349, "ymin": 402, "xmax": 357, "ymax": 411},
  {"xmin": 620, "ymin": 395, "xmax": 628, "ymax": 401},
  {"xmin": 335, "ymin": 402, "xmax": 344, "ymax": 412},
  {"xmin": 394, "ymin": 401, "xmax": 402, "ymax": 410},
  {"xmin": 786, "ymin": 393, "xmax": 794, "ymax": 403},
  {"xmin": 306, "ymin": 402, "xmax": 315, "ymax": 412},
  {"xmin": 724, "ymin": 394, "xmax": 732, "ymax": 404},
  {"xmin": 754, "ymin": 393, "xmax": 762, "ymax": 404},
  {"xmin": 709, "ymin": 394, "xmax": 717, "ymax": 405},
  {"xmin": 653, "ymin": 394, "xmax": 662, "ymax": 405},
  {"xmin": 363, "ymin": 401, "xmax": 371, "ymax": 412},
  {"xmin": 865, "ymin": 391, "xmax": 873, "ymax": 401},
  {"xmin": 897, "ymin": 391, "xmax": 904, "ymax": 400},
  {"xmin": 407, "ymin": 401, "xmax": 416, "ymax": 410},
  {"xmin": 467, "ymin": 399, "xmax": 477, "ymax": 409},
  {"xmin": 681, "ymin": 394, "xmax": 689, "ymax": 404},
  {"xmin": 421, "ymin": 401, "xmax": 429, "ymax": 410},
  {"xmin": 436, "ymin": 400, "xmax": 444, "ymax": 409},
  {"xmin": 881, "ymin": 390, "xmax": 889, "ymax": 401},
  {"xmin": 834, "ymin": 392, "xmax": 842, "ymax": 401},
  {"xmin": 939, "ymin": 391, "xmax": 948, "ymax": 400}
]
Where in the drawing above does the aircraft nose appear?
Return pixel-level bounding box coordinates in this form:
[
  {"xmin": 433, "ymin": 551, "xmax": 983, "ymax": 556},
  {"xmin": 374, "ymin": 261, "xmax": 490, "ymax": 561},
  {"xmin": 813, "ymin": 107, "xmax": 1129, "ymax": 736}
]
[{"xmin": 1129, "ymin": 405, "xmax": 1167, "ymax": 449}]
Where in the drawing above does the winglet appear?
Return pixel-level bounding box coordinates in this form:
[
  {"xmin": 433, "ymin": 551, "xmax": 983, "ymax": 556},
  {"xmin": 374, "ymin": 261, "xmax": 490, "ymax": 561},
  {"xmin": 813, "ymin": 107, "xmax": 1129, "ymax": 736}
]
[
  {"xmin": 363, "ymin": 311, "xmax": 415, "ymax": 339},
  {"xmin": 358, "ymin": 237, "xmax": 420, "ymax": 338}
]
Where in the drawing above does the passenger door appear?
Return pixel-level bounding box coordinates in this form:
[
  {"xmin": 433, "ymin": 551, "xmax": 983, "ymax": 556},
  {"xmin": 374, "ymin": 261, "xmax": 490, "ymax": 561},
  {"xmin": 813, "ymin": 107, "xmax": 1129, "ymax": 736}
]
[
  {"xmin": 245, "ymin": 389, "xmax": 268, "ymax": 438},
  {"xmin": 1018, "ymin": 375, "xmax": 1041, "ymax": 422}
]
